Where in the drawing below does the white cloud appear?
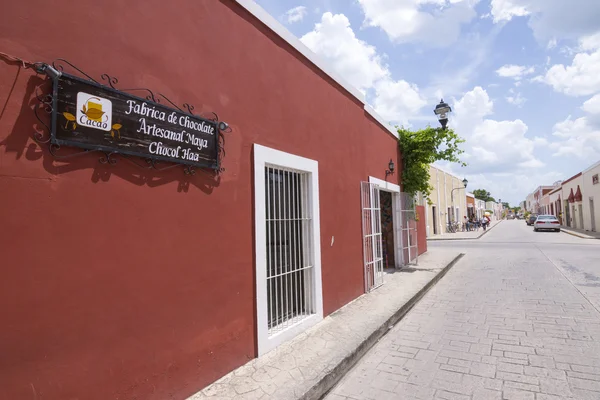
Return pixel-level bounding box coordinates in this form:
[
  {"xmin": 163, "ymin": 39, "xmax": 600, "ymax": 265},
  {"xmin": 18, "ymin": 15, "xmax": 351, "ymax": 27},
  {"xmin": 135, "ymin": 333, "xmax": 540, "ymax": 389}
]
[
  {"xmin": 545, "ymin": 93, "xmax": 600, "ymax": 158},
  {"xmin": 372, "ymin": 79, "xmax": 427, "ymax": 125},
  {"xmin": 284, "ymin": 6, "xmax": 307, "ymax": 24},
  {"xmin": 496, "ymin": 64, "xmax": 535, "ymax": 80},
  {"xmin": 453, "ymin": 86, "xmax": 493, "ymax": 124},
  {"xmin": 583, "ymin": 94, "xmax": 600, "ymax": 114},
  {"xmin": 549, "ymin": 115, "xmax": 600, "ymax": 158},
  {"xmin": 450, "ymin": 86, "xmax": 543, "ymax": 176},
  {"xmin": 538, "ymin": 45, "xmax": 600, "ymax": 96},
  {"xmin": 580, "ymin": 32, "xmax": 600, "ymax": 52},
  {"xmin": 506, "ymin": 91, "xmax": 526, "ymax": 106},
  {"xmin": 300, "ymin": 12, "xmax": 426, "ymax": 123},
  {"xmin": 357, "ymin": 0, "xmax": 479, "ymax": 47},
  {"xmin": 489, "ymin": 0, "xmax": 600, "ymax": 43},
  {"xmin": 490, "ymin": 0, "xmax": 529, "ymax": 22},
  {"xmin": 301, "ymin": 13, "xmax": 389, "ymax": 92}
]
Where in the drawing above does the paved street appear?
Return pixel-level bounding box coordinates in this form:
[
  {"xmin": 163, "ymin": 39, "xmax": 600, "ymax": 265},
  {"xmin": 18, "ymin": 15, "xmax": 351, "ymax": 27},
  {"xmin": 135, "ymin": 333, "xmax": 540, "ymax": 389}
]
[
  {"xmin": 428, "ymin": 220, "xmax": 502, "ymax": 241},
  {"xmin": 325, "ymin": 220, "xmax": 600, "ymax": 400}
]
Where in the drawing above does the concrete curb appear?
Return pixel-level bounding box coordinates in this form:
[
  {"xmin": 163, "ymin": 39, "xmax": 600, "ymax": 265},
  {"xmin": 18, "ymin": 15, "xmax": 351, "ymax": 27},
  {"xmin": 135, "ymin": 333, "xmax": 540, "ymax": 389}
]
[
  {"xmin": 427, "ymin": 220, "xmax": 503, "ymax": 241},
  {"xmin": 560, "ymin": 228, "xmax": 597, "ymax": 239},
  {"xmin": 305, "ymin": 253, "xmax": 466, "ymax": 400}
]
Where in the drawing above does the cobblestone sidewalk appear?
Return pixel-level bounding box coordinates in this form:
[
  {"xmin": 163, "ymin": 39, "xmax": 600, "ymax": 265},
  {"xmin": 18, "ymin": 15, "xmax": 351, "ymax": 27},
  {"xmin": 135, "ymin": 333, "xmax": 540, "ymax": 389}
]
[
  {"xmin": 189, "ymin": 250, "xmax": 462, "ymax": 400},
  {"xmin": 326, "ymin": 245, "xmax": 600, "ymax": 399}
]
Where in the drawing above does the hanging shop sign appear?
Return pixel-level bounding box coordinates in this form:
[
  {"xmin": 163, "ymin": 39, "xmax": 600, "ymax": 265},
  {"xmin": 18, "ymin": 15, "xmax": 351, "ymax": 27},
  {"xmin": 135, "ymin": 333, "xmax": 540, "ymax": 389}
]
[{"xmin": 51, "ymin": 73, "xmax": 219, "ymax": 169}]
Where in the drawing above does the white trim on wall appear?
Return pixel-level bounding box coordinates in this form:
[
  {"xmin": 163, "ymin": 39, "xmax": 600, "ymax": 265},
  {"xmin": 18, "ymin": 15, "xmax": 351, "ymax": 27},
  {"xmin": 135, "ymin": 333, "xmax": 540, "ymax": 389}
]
[
  {"xmin": 369, "ymin": 176, "xmax": 403, "ymax": 267},
  {"xmin": 368, "ymin": 176, "xmax": 400, "ymax": 193},
  {"xmin": 253, "ymin": 144, "xmax": 323, "ymax": 356},
  {"xmin": 235, "ymin": 0, "xmax": 364, "ymax": 103},
  {"xmin": 364, "ymin": 105, "xmax": 399, "ymax": 138}
]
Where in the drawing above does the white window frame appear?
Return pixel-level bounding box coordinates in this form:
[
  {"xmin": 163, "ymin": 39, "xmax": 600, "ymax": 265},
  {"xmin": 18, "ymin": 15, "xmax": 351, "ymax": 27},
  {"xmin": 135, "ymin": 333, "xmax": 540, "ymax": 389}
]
[
  {"xmin": 368, "ymin": 177, "xmax": 403, "ymax": 268},
  {"xmin": 253, "ymin": 144, "xmax": 323, "ymax": 356}
]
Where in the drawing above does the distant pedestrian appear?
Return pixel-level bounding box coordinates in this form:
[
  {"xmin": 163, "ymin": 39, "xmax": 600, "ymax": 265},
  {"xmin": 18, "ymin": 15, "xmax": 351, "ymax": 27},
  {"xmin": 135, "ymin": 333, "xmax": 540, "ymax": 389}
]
[{"xmin": 470, "ymin": 216, "xmax": 479, "ymax": 231}]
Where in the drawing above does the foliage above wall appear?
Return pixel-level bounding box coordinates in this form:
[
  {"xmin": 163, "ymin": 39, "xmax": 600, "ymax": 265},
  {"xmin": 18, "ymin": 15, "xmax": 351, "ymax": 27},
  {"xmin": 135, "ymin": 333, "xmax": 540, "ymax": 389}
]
[
  {"xmin": 397, "ymin": 126, "xmax": 465, "ymax": 198},
  {"xmin": 473, "ymin": 189, "xmax": 496, "ymax": 202}
]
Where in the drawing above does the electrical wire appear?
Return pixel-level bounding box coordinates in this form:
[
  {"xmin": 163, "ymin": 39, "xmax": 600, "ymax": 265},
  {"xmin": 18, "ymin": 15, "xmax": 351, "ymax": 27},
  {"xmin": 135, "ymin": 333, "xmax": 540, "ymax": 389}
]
[{"xmin": 0, "ymin": 51, "xmax": 45, "ymax": 72}]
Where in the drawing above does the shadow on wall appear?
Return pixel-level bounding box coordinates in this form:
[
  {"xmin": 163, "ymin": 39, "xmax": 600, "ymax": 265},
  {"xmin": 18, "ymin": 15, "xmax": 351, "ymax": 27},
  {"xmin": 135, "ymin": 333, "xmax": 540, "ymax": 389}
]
[{"xmin": 0, "ymin": 63, "xmax": 221, "ymax": 194}]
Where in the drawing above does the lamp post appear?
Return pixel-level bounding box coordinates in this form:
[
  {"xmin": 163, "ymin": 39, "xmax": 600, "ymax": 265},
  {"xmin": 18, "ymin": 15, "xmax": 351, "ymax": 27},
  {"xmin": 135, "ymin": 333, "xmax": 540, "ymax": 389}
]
[
  {"xmin": 498, "ymin": 198, "xmax": 502, "ymax": 219},
  {"xmin": 450, "ymin": 178, "xmax": 468, "ymax": 222},
  {"xmin": 434, "ymin": 99, "xmax": 452, "ymax": 129}
]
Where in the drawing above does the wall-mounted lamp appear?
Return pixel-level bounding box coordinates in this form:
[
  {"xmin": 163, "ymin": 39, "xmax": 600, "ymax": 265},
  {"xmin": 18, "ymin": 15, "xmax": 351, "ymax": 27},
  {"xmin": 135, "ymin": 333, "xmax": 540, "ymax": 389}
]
[{"xmin": 385, "ymin": 159, "xmax": 395, "ymax": 178}]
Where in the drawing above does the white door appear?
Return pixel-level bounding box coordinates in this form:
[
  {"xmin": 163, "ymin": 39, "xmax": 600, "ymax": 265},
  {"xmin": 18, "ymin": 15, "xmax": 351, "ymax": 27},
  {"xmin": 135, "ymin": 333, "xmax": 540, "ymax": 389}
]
[
  {"xmin": 361, "ymin": 182, "xmax": 384, "ymax": 292},
  {"xmin": 398, "ymin": 193, "xmax": 418, "ymax": 265}
]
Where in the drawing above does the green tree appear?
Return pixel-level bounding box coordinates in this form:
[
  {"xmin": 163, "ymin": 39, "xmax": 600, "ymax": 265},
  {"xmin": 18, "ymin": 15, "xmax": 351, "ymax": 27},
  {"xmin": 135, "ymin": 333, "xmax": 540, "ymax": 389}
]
[
  {"xmin": 397, "ymin": 126, "xmax": 466, "ymax": 198},
  {"xmin": 472, "ymin": 189, "xmax": 495, "ymax": 202}
]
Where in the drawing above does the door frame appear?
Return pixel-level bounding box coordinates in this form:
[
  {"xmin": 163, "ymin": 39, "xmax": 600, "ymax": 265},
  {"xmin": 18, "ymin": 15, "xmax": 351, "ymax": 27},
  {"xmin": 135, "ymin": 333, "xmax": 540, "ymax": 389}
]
[
  {"xmin": 591, "ymin": 197, "xmax": 596, "ymax": 232},
  {"xmin": 368, "ymin": 177, "xmax": 403, "ymax": 268}
]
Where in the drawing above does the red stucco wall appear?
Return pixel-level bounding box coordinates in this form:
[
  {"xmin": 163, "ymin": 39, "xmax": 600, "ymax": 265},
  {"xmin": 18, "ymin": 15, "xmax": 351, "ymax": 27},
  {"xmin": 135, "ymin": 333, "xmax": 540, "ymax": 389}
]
[
  {"xmin": 416, "ymin": 205, "xmax": 428, "ymax": 255},
  {"xmin": 0, "ymin": 1, "xmax": 401, "ymax": 399}
]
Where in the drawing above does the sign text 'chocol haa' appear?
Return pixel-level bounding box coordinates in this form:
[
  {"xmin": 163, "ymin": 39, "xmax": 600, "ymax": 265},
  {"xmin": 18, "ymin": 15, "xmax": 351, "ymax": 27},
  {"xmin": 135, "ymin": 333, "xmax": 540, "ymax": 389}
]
[{"xmin": 52, "ymin": 73, "xmax": 220, "ymax": 169}]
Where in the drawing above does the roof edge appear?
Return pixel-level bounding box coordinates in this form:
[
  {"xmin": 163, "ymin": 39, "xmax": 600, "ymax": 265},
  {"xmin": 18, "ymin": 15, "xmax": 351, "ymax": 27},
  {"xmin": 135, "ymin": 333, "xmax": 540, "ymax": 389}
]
[
  {"xmin": 582, "ymin": 159, "xmax": 600, "ymax": 174},
  {"xmin": 430, "ymin": 163, "xmax": 464, "ymax": 181},
  {"xmin": 548, "ymin": 186, "xmax": 561, "ymax": 195},
  {"xmin": 562, "ymin": 172, "xmax": 582, "ymax": 185},
  {"xmin": 234, "ymin": 0, "xmax": 366, "ymax": 104},
  {"xmin": 364, "ymin": 105, "xmax": 398, "ymax": 138},
  {"xmin": 234, "ymin": 1, "xmax": 403, "ymax": 138}
]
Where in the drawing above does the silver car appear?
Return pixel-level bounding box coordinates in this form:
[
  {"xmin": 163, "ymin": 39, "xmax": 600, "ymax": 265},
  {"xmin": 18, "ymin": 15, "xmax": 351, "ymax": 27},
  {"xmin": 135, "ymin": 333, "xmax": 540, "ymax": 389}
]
[{"xmin": 533, "ymin": 214, "xmax": 561, "ymax": 232}]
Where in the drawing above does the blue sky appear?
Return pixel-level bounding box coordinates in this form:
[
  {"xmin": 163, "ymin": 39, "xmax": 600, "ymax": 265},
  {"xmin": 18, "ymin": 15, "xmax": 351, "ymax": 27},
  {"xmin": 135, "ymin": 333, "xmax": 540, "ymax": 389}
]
[{"xmin": 254, "ymin": 0, "xmax": 600, "ymax": 206}]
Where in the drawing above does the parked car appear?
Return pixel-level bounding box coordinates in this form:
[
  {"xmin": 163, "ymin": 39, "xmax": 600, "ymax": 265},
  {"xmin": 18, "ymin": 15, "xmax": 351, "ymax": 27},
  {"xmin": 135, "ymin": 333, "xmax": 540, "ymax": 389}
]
[
  {"xmin": 533, "ymin": 215, "xmax": 561, "ymax": 232},
  {"xmin": 526, "ymin": 214, "xmax": 538, "ymax": 226}
]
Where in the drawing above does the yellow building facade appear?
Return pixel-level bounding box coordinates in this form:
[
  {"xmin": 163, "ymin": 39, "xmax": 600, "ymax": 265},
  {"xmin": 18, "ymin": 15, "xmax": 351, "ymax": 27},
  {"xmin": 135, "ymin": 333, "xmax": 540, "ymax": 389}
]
[{"xmin": 422, "ymin": 165, "xmax": 468, "ymax": 236}]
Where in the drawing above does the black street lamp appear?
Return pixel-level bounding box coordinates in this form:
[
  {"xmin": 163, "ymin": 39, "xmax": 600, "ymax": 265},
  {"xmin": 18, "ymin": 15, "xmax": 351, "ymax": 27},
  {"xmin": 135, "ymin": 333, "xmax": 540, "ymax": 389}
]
[
  {"xmin": 451, "ymin": 178, "xmax": 468, "ymax": 202},
  {"xmin": 450, "ymin": 178, "xmax": 468, "ymax": 221},
  {"xmin": 434, "ymin": 99, "xmax": 452, "ymax": 129}
]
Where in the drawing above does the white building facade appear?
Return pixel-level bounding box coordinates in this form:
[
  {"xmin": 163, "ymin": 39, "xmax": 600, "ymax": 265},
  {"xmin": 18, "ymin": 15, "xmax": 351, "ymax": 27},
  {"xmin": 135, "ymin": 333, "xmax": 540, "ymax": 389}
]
[
  {"xmin": 475, "ymin": 199, "xmax": 486, "ymax": 220},
  {"xmin": 582, "ymin": 161, "xmax": 600, "ymax": 232}
]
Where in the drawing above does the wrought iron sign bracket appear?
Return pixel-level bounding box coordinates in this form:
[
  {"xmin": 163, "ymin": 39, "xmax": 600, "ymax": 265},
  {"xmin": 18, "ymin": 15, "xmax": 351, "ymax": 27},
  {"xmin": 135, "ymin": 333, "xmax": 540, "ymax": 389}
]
[{"xmin": 33, "ymin": 59, "xmax": 230, "ymax": 176}]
